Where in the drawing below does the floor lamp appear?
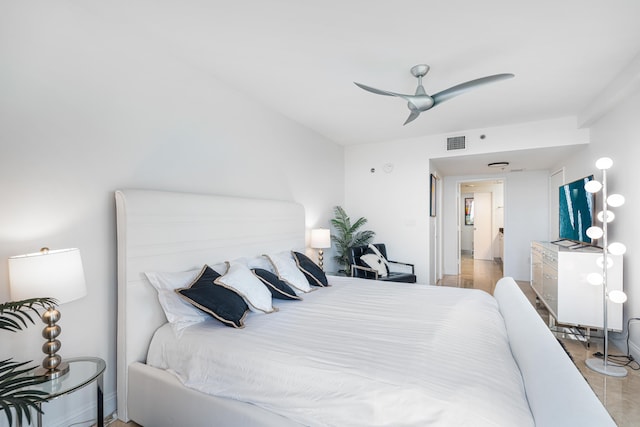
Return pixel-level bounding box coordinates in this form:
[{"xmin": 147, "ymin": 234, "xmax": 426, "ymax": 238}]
[{"xmin": 583, "ymin": 157, "xmax": 628, "ymax": 377}]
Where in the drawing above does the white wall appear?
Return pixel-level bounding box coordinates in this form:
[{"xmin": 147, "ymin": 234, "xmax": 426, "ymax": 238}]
[
  {"xmin": 552, "ymin": 87, "xmax": 640, "ymax": 361},
  {"xmin": 0, "ymin": 4, "xmax": 343, "ymax": 426},
  {"xmin": 502, "ymin": 171, "xmax": 549, "ymax": 279},
  {"xmin": 344, "ymin": 143, "xmax": 431, "ymax": 282},
  {"xmin": 345, "ymin": 118, "xmax": 586, "ymax": 285}
]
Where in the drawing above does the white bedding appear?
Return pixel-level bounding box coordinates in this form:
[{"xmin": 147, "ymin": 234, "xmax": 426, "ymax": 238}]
[{"xmin": 147, "ymin": 276, "xmax": 534, "ymax": 427}]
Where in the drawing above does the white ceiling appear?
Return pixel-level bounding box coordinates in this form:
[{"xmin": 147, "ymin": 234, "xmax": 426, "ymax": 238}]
[
  {"xmin": 85, "ymin": 1, "xmax": 640, "ymax": 171},
  {"xmin": 431, "ymin": 145, "xmax": 583, "ymax": 176}
]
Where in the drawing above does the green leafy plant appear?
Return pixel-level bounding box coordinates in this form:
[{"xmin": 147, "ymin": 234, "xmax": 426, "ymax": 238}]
[
  {"xmin": 0, "ymin": 297, "xmax": 56, "ymax": 426},
  {"xmin": 330, "ymin": 206, "xmax": 375, "ymax": 274}
]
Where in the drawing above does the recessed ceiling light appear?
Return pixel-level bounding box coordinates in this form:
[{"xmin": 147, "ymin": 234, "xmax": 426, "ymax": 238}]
[{"xmin": 488, "ymin": 162, "xmax": 509, "ymax": 168}]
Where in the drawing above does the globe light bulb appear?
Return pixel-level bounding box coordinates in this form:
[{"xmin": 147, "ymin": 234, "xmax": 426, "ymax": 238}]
[
  {"xmin": 587, "ymin": 272, "xmax": 604, "ymax": 285},
  {"xmin": 607, "ymin": 194, "xmax": 625, "ymax": 207},
  {"xmin": 584, "ymin": 180, "xmax": 602, "ymax": 193},
  {"xmin": 597, "ymin": 210, "xmax": 615, "ymax": 223},
  {"xmin": 596, "ymin": 256, "xmax": 614, "ymax": 269},
  {"xmin": 609, "ymin": 290, "xmax": 627, "ymax": 304},
  {"xmin": 586, "ymin": 226, "xmax": 604, "ymax": 239},
  {"xmin": 595, "ymin": 157, "xmax": 613, "ymax": 170},
  {"xmin": 608, "ymin": 242, "xmax": 627, "ymax": 255}
]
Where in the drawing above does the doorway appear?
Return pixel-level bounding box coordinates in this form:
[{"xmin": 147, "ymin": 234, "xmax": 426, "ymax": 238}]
[{"xmin": 458, "ymin": 180, "xmax": 504, "ymax": 274}]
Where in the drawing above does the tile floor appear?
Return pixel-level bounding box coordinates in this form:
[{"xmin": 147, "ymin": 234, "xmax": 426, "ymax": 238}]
[{"xmin": 438, "ymin": 253, "xmax": 640, "ymax": 426}]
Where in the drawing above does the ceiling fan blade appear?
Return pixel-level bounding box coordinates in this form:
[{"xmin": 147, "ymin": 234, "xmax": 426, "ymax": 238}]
[
  {"xmin": 354, "ymin": 82, "xmax": 410, "ymax": 98},
  {"xmin": 403, "ymin": 110, "xmax": 420, "ymax": 125},
  {"xmin": 432, "ymin": 73, "xmax": 514, "ymax": 106}
]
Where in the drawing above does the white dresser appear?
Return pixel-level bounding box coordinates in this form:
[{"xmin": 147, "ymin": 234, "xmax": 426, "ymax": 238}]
[{"xmin": 530, "ymin": 241, "xmax": 623, "ymax": 331}]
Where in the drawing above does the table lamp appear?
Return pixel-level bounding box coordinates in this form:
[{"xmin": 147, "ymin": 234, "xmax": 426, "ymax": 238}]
[
  {"xmin": 8, "ymin": 247, "xmax": 87, "ymax": 379},
  {"xmin": 310, "ymin": 228, "xmax": 331, "ymax": 270}
]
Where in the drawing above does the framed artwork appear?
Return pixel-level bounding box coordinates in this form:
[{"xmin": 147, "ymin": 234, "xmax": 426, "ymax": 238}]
[
  {"xmin": 465, "ymin": 197, "xmax": 474, "ymax": 226},
  {"xmin": 430, "ymin": 174, "xmax": 437, "ymax": 217}
]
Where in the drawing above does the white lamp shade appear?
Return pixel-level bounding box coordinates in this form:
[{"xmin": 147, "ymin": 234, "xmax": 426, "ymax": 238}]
[
  {"xmin": 310, "ymin": 228, "xmax": 331, "ymax": 249},
  {"xmin": 608, "ymin": 242, "xmax": 627, "ymax": 256},
  {"xmin": 607, "ymin": 194, "xmax": 625, "ymax": 207},
  {"xmin": 596, "ymin": 256, "xmax": 614, "ymax": 269},
  {"xmin": 584, "ymin": 180, "xmax": 602, "ymax": 194},
  {"xmin": 586, "ymin": 226, "xmax": 604, "ymax": 240},
  {"xmin": 8, "ymin": 248, "xmax": 87, "ymax": 304},
  {"xmin": 597, "ymin": 210, "xmax": 615, "ymax": 223},
  {"xmin": 609, "ymin": 290, "xmax": 628, "ymax": 304},
  {"xmin": 595, "ymin": 157, "xmax": 613, "ymax": 170}
]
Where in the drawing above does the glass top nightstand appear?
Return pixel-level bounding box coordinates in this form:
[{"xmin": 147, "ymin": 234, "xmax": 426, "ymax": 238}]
[{"xmin": 18, "ymin": 357, "xmax": 105, "ymax": 427}]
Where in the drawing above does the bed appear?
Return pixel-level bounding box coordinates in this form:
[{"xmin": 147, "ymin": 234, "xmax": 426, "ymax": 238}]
[{"xmin": 115, "ymin": 189, "xmax": 615, "ymax": 426}]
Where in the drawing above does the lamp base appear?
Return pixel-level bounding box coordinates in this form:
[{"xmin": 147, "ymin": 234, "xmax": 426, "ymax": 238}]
[
  {"xmin": 35, "ymin": 361, "xmax": 70, "ymax": 380},
  {"xmin": 585, "ymin": 357, "xmax": 628, "ymax": 377}
]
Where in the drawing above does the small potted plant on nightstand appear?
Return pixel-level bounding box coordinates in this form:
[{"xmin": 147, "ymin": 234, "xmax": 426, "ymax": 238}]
[{"xmin": 0, "ymin": 297, "xmax": 56, "ymax": 426}]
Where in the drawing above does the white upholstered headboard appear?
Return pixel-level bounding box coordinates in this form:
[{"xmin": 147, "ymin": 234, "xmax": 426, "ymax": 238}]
[{"xmin": 115, "ymin": 189, "xmax": 305, "ymax": 420}]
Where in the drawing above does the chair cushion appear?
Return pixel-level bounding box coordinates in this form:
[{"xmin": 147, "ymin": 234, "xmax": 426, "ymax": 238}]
[{"xmin": 379, "ymin": 272, "xmax": 417, "ymax": 283}]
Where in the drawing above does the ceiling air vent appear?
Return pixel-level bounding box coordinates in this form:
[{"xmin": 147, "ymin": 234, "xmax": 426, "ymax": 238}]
[{"xmin": 447, "ymin": 136, "xmax": 466, "ymax": 151}]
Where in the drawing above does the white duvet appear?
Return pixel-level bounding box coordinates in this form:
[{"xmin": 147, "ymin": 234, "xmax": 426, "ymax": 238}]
[{"xmin": 147, "ymin": 276, "xmax": 534, "ymax": 426}]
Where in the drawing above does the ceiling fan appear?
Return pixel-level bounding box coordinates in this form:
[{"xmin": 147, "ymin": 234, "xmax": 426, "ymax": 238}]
[{"xmin": 354, "ymin": 64, "xmax": 514, "ymax": 125}]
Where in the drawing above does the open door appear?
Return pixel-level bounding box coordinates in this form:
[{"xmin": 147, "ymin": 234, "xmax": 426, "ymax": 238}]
[{"xmin": 473, "ymin": 192, "xmax": 493, "ymax": 261}]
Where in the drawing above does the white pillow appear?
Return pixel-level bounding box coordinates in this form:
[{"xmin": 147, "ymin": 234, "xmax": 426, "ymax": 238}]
[
  {"xmin": 367, "ymin": 244, "xmax": 389, "ymax": 267},
  {"xmin": 265, "ymin": 251, "xmax": 312, "ymax": 293},
  {"xmin": 145, "ymin": 268, "xmax": 209, "ymax": 328},
  {"xmin": 210, "ymin": 261, "xmax": 230, "ymax": 275},
  {"xmin": 360, "ymin": 243, "xmax": 389, "ymax": 277},
  {"xmin": 360, "ymin": 254, "xmax": 387, "ymax": 277},
  {"xmin": 233, "ymin": 256, "xmax": 274, "ymax": 272},
  {"xmin": 215, "ymin": 261, "xmax": 276, "ymax": 313}
]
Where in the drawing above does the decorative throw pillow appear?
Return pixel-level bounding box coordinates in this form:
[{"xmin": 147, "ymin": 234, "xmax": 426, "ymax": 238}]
[
  {"xmin": 292, "ymin": 251, "xmax": 329, "ymax": 287},
  {"xmin": 145, "ymin": 268, "xmax": 209, "ymax": 329},
  {"xmin": 215, "ymin": 261, "xmax": 276, "ymax": 313},
  {"xmin": 265, "ymin": 251, "xmax": 313, "ymax": 293},
  {"xmin": 175, "ymin": 265, "xmax": 248, "ymax": 328},
  {"xmin": 360, "ymin": 244, "xmax": 389, "ymax": 277},
  {"xmin": 360, "ymin": 254, "xmax": 388, "ymax": 277},
  {"xmin": 252, "ymin": 268, "xmax": 301, "ymax": 300}
]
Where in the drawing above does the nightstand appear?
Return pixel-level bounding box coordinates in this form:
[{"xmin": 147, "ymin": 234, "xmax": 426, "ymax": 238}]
[
  {"xmin": 18, "ymin": 357, "xmax": 106, "ymax": 427},
  {"xmin": 325, "ymin": 271, "xmax": 348, "ymax": 277}
]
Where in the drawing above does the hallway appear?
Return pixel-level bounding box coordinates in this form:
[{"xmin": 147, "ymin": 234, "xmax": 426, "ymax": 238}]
[{"xmin": 436, "ymin": 252, "xmax": 503, "ymax": 294}]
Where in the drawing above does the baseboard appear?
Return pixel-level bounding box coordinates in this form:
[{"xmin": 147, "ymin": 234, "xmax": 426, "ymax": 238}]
[
  {"xmin": 610, "ymin": 334, "xmax": 640, "ymax": 361},
  {"xmin": 628, "ymin": 338, "xmax": 640, "ymax": 362}
]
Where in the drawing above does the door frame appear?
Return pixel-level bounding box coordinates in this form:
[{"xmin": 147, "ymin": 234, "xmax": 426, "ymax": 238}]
[{"xmin": 456, "ymin": 179, "xmax": 505, "ymax": 274}]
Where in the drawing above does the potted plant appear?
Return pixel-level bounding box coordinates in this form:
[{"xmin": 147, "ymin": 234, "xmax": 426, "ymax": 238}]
[
  {"xmin": 330, "ymin": 206, "xmax": 375, "ymax": 274},
  {"xmin": 0, "ymin": 298, "xmax": 56, "ymax": 426}
]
